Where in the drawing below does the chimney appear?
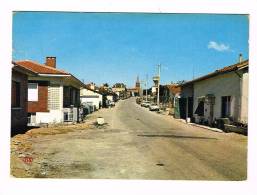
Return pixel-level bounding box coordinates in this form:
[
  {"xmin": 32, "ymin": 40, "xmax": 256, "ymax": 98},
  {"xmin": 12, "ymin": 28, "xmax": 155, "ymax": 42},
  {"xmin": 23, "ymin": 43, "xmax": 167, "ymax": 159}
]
[
  {"xmin": 239, "ymin": 53, "xmax": 243, "ymax": 63},
  {"xmin": 45, "ymin": 57, "xmax": 56, "ymax": 68}
]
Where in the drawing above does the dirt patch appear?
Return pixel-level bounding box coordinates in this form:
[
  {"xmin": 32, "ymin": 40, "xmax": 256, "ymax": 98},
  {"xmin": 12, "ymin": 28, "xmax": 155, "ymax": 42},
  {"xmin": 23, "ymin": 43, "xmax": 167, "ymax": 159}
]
[
  {"xmin": 10, "ymin": 121, "xmax": 92, "ymax": 178},
  {"xmin": 25, "ymin": 122, "xmax": 92, "ymax": 136}
]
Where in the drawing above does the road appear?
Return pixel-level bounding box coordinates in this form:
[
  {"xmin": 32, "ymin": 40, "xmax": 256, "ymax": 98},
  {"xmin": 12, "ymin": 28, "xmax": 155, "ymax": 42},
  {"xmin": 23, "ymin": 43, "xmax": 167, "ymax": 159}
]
[{"xmin": 11, "ymin": 97, "xmax": 247, "ymax": 180}]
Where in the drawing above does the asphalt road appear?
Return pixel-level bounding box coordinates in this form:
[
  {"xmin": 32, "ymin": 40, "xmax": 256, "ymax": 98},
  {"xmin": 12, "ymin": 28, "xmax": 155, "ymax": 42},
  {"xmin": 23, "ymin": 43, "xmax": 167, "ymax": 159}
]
[
  {"xmin": 104, "ymin": 97, "xmax": 247, "ymax": 180},
  {"xmin": 15, "ymin": 97, "xmax": 247, "ymax": 180}
]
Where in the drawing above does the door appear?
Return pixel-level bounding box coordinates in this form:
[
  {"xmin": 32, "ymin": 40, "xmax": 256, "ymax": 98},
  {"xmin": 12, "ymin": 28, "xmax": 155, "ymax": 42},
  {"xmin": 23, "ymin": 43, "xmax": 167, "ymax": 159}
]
[
  {"xmin": 221, "ymin": 96, "xmax": 231, "ymax": 118},
  {"xmin": 210, "ymin": 103, "xmax": 214, "ymax": 124},
  {"xmin": 179, "ymin": 98, "xmax": 187, "ymax": 119},
  {"xmin": 187, "ymin": 97, "xmax": 193, "ymax": 118}
]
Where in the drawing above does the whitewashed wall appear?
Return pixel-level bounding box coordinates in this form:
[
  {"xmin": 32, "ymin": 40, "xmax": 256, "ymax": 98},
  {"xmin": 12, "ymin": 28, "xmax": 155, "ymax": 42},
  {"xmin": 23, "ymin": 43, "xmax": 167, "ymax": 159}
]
[
  {"xmin": 240, "ymin": 72, "xmax": 248, "ymax": 123},
  {"xmin": 193, "ymin": 71, "xmax": 242, "ymax": 122},
  {"xmin": 80, "ymin": 88, "xmax": 102, "ymax": 109},
  {"xmin": 28, "ymin": 76, "xmax": 83, "ymax": 124},
  {"xmin": 36, "ymin": 110, "xmax": 63, "ymax": 124}
]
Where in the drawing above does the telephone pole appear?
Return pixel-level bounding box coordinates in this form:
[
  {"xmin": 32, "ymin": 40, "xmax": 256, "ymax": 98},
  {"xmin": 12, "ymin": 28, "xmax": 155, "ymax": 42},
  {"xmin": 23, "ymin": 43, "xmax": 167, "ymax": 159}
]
[
  {"xmin": 157, "ymin": 63, "xmax": 161, "ymax": 106},
  {"xmin": 146, "ymin": 74, "xmax": 148, "ymax": 101}
]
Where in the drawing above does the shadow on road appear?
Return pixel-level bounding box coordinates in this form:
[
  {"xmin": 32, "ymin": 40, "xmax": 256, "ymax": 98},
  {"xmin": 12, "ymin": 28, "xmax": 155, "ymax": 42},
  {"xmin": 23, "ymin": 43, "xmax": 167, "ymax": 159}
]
[{"xmin": 137, "ymin": 134, "xmax": 217, "ymax": 140}]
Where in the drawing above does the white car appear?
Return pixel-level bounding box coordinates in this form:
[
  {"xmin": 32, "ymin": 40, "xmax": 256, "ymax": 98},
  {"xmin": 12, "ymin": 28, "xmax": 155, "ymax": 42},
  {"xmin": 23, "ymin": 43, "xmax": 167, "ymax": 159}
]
[
  {"xmin": 141, "ymin": 101, "xmax": 149, "ymax": 107},
  {"xmin": 149, "ymin": 104, "xmax": 160, "ymax": 111},
  {"xmin": 144, "ymin": 102, "xmax": 151, "ymax": 108}
]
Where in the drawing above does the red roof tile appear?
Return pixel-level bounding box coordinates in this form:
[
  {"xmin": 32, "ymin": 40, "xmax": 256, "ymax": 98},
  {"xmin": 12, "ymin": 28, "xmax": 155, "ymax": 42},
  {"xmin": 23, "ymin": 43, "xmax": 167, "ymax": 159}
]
[
  {"xmin": 13, "ymin": 60, "xmax": 70, "ymax": 75},
  {"xmin": 164, "ymin": 84, "xmax": 181, "ymax": 94}
]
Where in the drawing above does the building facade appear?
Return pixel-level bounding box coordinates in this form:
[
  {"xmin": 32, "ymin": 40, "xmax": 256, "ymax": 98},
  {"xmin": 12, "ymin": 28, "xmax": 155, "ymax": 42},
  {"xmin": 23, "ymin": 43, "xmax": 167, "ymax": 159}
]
[
  {"xmin": 179, "ymin": 59, "xmax": 248, "ymax": 126},
  {"xmin": 112, "ymin": 83, "xmax": 126, "ymax": 98},
  {"xmin": 11, "ymin": 65, "xmax": 35, "ymax": 135},
  {"xmin": 127, "ymin": 76, "xmax": 141, "ymax": 97},
  {"xmin": 13, "ymin": 57, "xmax": 84, "ymax": 126},
  {"xmin": 80, "ymin": 87, "xmax": 103, "ymax": 110}
]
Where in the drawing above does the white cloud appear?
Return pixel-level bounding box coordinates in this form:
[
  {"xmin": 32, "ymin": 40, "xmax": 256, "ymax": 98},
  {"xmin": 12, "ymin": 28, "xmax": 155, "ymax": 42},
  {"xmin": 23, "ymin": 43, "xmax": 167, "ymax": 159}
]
[{"xmin": 208, "ymin": 41, "xmax": 230, "ymax": 52}]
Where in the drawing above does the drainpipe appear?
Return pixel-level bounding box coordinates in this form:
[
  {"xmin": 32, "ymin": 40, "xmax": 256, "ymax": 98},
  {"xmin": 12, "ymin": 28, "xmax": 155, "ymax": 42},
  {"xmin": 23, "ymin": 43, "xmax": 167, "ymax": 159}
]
[{"xmin": 234, "ymin": 70, "xmax": 242, "ymax": 123}]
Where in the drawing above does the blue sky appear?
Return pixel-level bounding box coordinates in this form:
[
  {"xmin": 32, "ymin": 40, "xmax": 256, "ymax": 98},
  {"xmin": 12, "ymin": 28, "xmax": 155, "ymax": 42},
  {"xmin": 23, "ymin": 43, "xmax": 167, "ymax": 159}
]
[{"xmin": 13, "ymin": 12, "xmax": 249, "ymax": 87}]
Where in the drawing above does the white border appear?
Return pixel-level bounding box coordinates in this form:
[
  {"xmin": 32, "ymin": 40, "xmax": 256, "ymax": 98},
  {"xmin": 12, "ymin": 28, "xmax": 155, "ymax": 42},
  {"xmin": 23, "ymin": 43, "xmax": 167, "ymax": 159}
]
[{"xmin": 1, "ymin": 1, "xmax": 257, "ymax": 195}]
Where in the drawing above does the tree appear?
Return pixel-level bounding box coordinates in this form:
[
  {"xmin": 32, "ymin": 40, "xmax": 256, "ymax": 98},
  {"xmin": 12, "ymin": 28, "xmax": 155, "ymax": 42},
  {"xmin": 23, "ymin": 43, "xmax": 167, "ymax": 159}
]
[
  {"xmin": 176, "ymin": 80, "xmax": 187, "ymax": 85},
  {"xmin": 103, "ymin": 83, "xmax": 109, "ymax": 87}
]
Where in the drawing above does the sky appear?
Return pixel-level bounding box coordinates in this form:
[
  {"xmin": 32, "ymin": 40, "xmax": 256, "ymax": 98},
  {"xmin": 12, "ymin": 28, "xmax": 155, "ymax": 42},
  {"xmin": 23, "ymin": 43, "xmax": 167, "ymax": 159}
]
[{"xmin": 13, "ymin": 12, "xmax": 249, "ymax": 88}]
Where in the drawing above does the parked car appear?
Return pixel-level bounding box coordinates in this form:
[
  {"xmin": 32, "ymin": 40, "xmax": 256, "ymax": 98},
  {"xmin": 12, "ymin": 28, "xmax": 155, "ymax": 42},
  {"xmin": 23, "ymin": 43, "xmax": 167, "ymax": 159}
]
[
  {"xmin": 141, "ymin": 101, "xmax": 150, "ymax": 107},
  {"xmin": 140, "ymin": 101, "xmax": 146, "ymax": 107},
  {"xmin": 149, "ymin": 104, "xmax": 160, "ymax": 111},
  {"xmin": 110, "ymin": 101, "xmax": 115, "ymax": 107},
  {"xmin": 144, "ymin": 102, "xmax": 151, "ymax": 108}
]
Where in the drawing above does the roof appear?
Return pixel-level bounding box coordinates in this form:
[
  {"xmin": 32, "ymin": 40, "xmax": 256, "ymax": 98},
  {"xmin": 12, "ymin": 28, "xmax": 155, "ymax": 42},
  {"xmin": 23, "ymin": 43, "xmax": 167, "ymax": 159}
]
[
  {"xmin": 163, "ymin": 84, "xmax": 181, "ymax": 94},
  {"xmin": 83, "ymin": 86, "xmax": 103, "ymax": 95},
  {"xmin": 99, "ymin": 87, "xmax": 116, "ymax": 96},
  {"xmin": 12, "ymin": 64, "xmax": 37, "ymax": 76},
  {"xmin": 13, "ymin": 60, "xmax": 69, "ymax": 75},
  {"xmin": 12, "ymin": 60, "xmax": 85, "ymax": 87},
  {"xmin": 181, "ymin": 59, "xmax": 248, "ymax": 86}
]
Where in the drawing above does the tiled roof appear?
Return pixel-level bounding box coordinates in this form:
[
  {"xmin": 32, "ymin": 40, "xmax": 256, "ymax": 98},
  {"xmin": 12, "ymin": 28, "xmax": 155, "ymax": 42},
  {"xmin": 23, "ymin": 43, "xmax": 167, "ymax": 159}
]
[
  {"xmin": 13, "ymin": 60, "xmax": 70, "ymax": 75},
  {"xmin": 181, "ymin": 60, "xmax": 248, "ymax": 86},
  {"xmin": 83, "ymin": 86, "xmax": 102, "ymax": 95},
  {"xmin": 164, "ymin": 84, "xmax": 181, "ymax": 94},
  {"xmin": 12, "ymin": 64, "xmax": 37, "ymax": 76}
]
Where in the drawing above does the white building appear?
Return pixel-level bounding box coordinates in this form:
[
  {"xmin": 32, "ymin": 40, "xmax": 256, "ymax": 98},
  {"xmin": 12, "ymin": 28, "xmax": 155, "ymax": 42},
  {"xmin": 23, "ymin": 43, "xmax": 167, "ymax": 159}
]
[
  {"xmin": 80, "ymin": 88, "xmax": 103, "ymax": 110},
  {"xmin": 14, "ymin": 57, "xmax": 85, "ymax": 126},
  {"xmin": 180, "ymin": 57, "xmax": 248, "ymax": 126}
]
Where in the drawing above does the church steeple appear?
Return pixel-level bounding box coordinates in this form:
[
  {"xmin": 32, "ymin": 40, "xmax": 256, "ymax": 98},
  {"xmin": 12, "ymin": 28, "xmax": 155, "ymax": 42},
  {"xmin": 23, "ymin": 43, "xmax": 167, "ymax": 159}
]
[{"xmin": 136, "ymin": 75, "xmax": 140, "ymax": 88}]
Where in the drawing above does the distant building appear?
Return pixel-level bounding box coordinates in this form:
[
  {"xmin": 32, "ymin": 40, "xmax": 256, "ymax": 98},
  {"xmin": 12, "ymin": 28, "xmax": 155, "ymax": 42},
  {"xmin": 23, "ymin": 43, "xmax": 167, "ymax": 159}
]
[
  {"xmin": 112, "ymin": 83, "xmax": 126, "ymax": 98},
  {"xmin": 80, "ymin": 87, "xmax": 103, "ymax": 110},
  {"xmin": 127, "ymin": 76, "xmax": 140, "ymax": 97},
  {"xmin": 135, "ymin": 75, "xmax": 140, "ymax": 94},
  {"xmin": 85, "ymin": 82, "xmax": 96, "ymax": 91},
  {"xmin": 99, "ymin": 87, "xmax": 117, "ymax": 107}
]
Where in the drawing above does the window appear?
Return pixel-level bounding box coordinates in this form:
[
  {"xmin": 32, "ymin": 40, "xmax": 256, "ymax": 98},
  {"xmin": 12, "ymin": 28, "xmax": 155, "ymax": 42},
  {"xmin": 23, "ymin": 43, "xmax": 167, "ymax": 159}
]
[
  {"xmin": 221, "ymin": 96, "xmax": 231, "ymax": 118},
  {"xmin": 12, "ymin": 81, "xmax": 21, "ymax": 107},
  {"xmin": 28, "ymin": 83, "xmax": 38, "ymax": 101}
]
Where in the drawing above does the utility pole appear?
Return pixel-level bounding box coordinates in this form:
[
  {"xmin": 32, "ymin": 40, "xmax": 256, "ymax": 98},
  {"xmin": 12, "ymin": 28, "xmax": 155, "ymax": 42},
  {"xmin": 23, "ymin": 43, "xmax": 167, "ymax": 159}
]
[
  {"xmin": 157, "ymin": 63, "xmax": 161, "ymax": 106},
  {"xmin": 145, "ymin": 74, "xmax": 148, "ymax": 101},
  {"xmin": 140, "ymin": 80, "xmax": 145, "ymax": 99}
]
